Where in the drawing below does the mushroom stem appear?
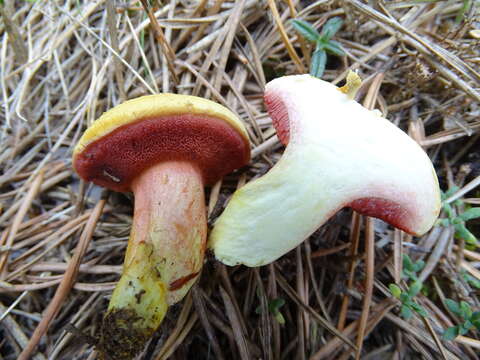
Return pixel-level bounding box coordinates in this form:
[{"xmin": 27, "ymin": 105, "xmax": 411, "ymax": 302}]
[{"xmin": 101, "ymin": 161, "xmax": 207, "ymax": 359}]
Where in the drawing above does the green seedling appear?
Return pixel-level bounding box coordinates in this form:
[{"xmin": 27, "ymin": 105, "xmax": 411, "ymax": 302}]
[
  {"xmin": 256, "ymin": 298, "xmax": 286, "ymax": 325},
  {"xmin": 455, "ymin": 0, "xmax": 473, "ymax": 24},
  {"xmin": 443, "ymin": 299, "xmax": 480, "ymax": 340},
  {"xmin": 402, "ymin": 253, "xmax": 425, "ymax": 281},
  {"xmin": 389, "ymin": 254, "xmax": 428, "ymax": 319},
  {"xmin": 462, "ymin": 270, "xmax": 480, "ymax": 289},
  {"xmin": 436, "ymin": 187, "xmax": 480, "ymax": 248},
  {"xmin": 292, "ymin": 17, "xmax": 345, "ymax": 78}
]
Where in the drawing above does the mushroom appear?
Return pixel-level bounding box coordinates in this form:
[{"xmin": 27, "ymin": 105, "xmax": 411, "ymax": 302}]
[
  {"xmin": 209, "ymin": 73, "xmax": 441, "ymax": 267},
  {"xmin": 73, "ymin": 94, "xmax": 250, "ymax": 359}
]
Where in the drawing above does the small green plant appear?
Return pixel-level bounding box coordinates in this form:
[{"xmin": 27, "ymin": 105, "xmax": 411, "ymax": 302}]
[
  {"xmin": 389, "ymin": 254, "xmax": 428, "ymax": 319},
  {"xmin": 455, "ymin": 0, "xmax": 473, "ymax": 24},
  {"xmin": 401, "ymin": 253, "xmax": 425, "ymax": 281},
  {"xmin": 436, "ymin": 187, "xmax": 480, "ymax": 248},
  {"xmin": 462, "ymin": 270, "xmax": 480, "ymax": 289},
  {"xmin": 292, "ymin": 17, "xmax": 345, "ymax": 78},
  {"xmin": 443, "ymin": 299, "xmax": 480, "ymax": 340},
  {"xmin": 256, "ymin": 298, "xmax": 286, "ymax": 324}
]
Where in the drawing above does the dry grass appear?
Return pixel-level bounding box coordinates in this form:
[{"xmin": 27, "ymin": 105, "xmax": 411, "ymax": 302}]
[{"xmin": 1, "ymin": 0, "xmax": 479, "ymax": 359}]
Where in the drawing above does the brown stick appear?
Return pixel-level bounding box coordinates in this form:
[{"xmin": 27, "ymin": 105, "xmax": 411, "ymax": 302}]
[
  {"xmin": 139, "ymin": 0, "xmax": 179, "ymax": 85},
  {"xmin": 18, "ymin": 198, "xmax": 106, "ymax": 360},
  {"xmin": 337, "ymin": 212, "xmax": 361, "ymax": 331},
  {"xmin": 355, "ymin": 217, "xmax": 375, "ymax": 360}
]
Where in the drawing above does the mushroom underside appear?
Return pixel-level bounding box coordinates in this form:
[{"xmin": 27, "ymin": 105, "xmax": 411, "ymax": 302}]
[
  {"xmin": 348, "ymin": 197, "xmax": 410, "ymax": 233},
  {"xmin": 74, "ymin": 114, "xmax": 250, "ymax": 192}
]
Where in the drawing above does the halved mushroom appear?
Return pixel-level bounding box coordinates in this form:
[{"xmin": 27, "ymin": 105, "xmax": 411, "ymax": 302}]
[
  {"xmin": 209, "ymin": 73, "xmax": 440, "ymax": 267},
  {"xmin": 73, "ymin": 94, "xmax": 250, "ymax": 359}
]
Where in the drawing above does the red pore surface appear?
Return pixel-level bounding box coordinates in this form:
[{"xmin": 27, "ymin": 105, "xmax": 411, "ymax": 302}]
[
  {"xmin": 349, "ymin": 197, "xmax": 412, "ymax": 234},
  {"xmin": 74, "ymin": 114, "xmax": 250, "ymax": 192},
  {"xmin": 264, "ymin": 92, "xmax": 290, "ymax": 145}
]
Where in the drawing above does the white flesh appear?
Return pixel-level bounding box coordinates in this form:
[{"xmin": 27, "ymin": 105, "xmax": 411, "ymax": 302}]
[{"xmin": 209, "ymin": 75, "xmax": 440, "ymax": 267}]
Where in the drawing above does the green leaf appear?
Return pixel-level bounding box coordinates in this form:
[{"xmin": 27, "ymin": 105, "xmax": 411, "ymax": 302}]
[
  {"xmin": 320, "ymin": 17, "xmax": 343, "ymax": 40},
  {"xmin": 421, "ymin": 283, "xmax": 430, "ymax": 297},
  {"xmin": 454, "ymin": 223, "xmax": 477, "ymax": 245},
  {"xmin": 453, "ymin": 199, "xmax": 464, "ymax": 207},
  {"xmin": 459, "ymin": 208, "xmax": 480, "ymax": 221},
  {"xmin": 314, "ymin": 41, "xmax": 325, "ymax": 52},
  {"xmin": 455, "ymin": 0, "xmax": 471, "ymax": 24},
  {"xmin": 452, "ymin": 217, "xmax": 462, "ymax": 224},
  {"xmin": 472, "ymin": 311, "xmax": 480, "ymax": 321},
  {"xmin": 389, "ymin": 284, "xmax": 402, "ymax": 299},
  {"xmin": 466, "ymin": 243, "xmax": 477, "ymax": 251},
  {"xmin": 443, "ymin": 326, "xmax": 459, "ymax": 341},
  {"xmin": 412, "ymin": 260, "xmax": 425, "ymax": 273},
  {"xmin": 443, "ymin": 202, "xmax": 455, "ymax": 219},
  {"xmin": 473, "ymin": 313, "xmax": 480, "ymax": 329},
  {"xmin": 402, "ymin": 269, "xmax": 412, "ymax": 280},
  {"xmin": 265, "ymin": 298, "xmax": 286, "ymax": 324},
  {"xmin": 410, "ymin": 302, "xmax": 428, "ymax": 317},
  {"xmin": 268, "ymin": 298, "xmax": 285, "ymax": 314},
  {"xmin": 403, "ymin": 254, "xmax": 415, "ymax": 272},
  {"xmin": 460, "ymin": 301, "xmax": 473, "ymax": 319},
  {"xmin": 459, "ymin": 323, "xmax": 470, "ymax": 335},
  {"xmin": 463, "ymin": 320, "xmax": 473, "ymax": 330},
  {"xmin": 400, "ymin": 292, "xmax": 410, "ymax": 303},
  {"xmin": 408, "ymin": 281, "xmax": 423, "ymax": 298},
  {"xmin": 292, "ymin": 19, "xmax": 320, "ymax": 42},
  {"xmin": 435, "ymin": 218, "xmax": 451, "ymax": 227},
  {"xmin": 400, "ymin": 304, "xmax": 413, "ymax": 319},
  {"xmin": 275, "ymin": 312, "xmax": 285, "ymax": 325},
  {"xmin": 442, "ymin": 186, "xmax": 460, "ymax": 200},
  {"xmin": 404, "ymin": 270, "xmax": 418, "ymax": 281},
  {"xmin": 310, "ymin": 50, "xmax": 327, "ymax": 78},
  {"xmin": 323, "ymin": 40, "xmax": 345, "ymax": 57},
  {"xmin": 462, "ymin": 272, "xmax": 480, "ymax": 289},
  {"xmin": 445, "ymin": 299, "xmax": 462, "ymax": 316}
]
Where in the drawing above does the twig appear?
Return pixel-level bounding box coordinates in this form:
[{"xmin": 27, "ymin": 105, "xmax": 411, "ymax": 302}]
[
  {"xmin": 219, "ymin": 286, "xmax": 251, "ymax": 360},
  {"xmin": 106, "ymin": 0, "xmax": 126, "ymax": 101},
  {"xmin": 276, "ymin": 271, "xmax": 357, "ymax": 350},
  {"xmin": 266, "ymin": 0, "xmax": 306, "ymax": 73},
  {"xmin": 18, "ymin": 198, "xmax": 106, "ymax": 360},
  {"xmin": 191, "ymin": 286, "xmax": 225, "ymax": 360},
  {"xmin": 139, "ymin": 0, "xmax": 179, "ymax": 85},
  {"xmin": 355, "ymin": 217, "xmax": 375, "ymax": 360}
]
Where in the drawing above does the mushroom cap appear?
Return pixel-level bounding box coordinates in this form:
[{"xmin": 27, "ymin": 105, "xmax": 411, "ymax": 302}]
[
  {"xmin": 73, "ymin": 94, "xmax": 250, "ymax": 192},
  {"xmin": 209, "ymin": 74, "xmax": 441, "ymax": 267}
]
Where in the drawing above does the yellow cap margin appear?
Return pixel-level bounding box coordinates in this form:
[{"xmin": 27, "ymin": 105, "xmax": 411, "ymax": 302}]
[{"xmin": 73, "ymin": 94, "xmax": 250, "ymax": 158}]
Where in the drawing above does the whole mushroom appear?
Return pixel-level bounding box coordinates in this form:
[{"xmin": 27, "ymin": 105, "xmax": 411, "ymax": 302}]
[
  {"xmin": 209, "ymin": 73, "xmax": 441, "ymax": 267},
  {"xmin": 73, "ymin": 94, "xmax": 250, "ymax": 359}
]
